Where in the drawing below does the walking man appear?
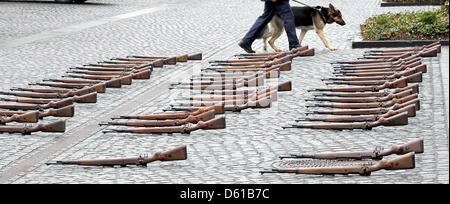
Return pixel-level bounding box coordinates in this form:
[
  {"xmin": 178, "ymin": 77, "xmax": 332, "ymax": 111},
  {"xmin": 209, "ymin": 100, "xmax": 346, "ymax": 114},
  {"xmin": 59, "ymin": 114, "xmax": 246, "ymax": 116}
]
[{"xmin": 239, "ymin": 0, "xmax": 301, "ymax": 53}]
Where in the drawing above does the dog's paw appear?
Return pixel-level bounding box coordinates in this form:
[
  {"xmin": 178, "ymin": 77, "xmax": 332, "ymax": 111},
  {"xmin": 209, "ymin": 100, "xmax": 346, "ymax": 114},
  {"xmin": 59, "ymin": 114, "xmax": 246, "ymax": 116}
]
[
  {"xmin": 328, "ymin": 47, "xmax": 337, "ymax": 51},
  {"xmin": 274, "ymin": 48, "xmax": 282, "ymax": 52}
]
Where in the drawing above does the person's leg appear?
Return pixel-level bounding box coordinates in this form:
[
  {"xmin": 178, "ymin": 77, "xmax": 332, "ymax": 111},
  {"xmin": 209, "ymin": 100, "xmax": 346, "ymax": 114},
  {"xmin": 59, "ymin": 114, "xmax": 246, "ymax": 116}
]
[
  {"xmin": 241, "ymin": 2, "xmax": 277, "ymax": 46},
  {"xmin": 274, "ymin": 0, "xmax": 300, "ymax": 50}
]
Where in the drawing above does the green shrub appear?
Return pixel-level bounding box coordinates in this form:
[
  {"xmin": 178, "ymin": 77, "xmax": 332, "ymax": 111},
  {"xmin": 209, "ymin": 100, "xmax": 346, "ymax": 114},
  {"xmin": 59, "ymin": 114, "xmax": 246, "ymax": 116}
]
[{"xmin": 361, "ymin": 1, "xmax": 449, "ymax": 40}]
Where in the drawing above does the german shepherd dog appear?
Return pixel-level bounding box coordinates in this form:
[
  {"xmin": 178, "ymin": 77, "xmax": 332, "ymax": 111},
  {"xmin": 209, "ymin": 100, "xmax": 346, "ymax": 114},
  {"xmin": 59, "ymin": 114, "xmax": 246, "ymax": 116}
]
[{"xmin": 258, "ymin": 4, "xmax": 345, "ymax": 51}]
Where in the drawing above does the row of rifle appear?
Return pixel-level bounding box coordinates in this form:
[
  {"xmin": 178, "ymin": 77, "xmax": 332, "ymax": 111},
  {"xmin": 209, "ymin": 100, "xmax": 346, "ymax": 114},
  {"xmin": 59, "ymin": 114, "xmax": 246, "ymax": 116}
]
[
  {"xmin": 261, "ymin": 43, "xmax": 441, "ymax": 176},
  {"xmin": 0, "ymin": 53, "xmax": 202, "ymax": 135},
  {"xmin": 283, "ymin": 42, "xmax": 441, "ymax": 130},
  {"xmin": 98, "ymin": 46, "xmax": 315, "ymax": 135},
  {"xmin": 261, "ymin": 139, "xmax": 423, "ymax": 176},
  {"xmin": 47, "ymin": 45, "xmax": 316, "ymax": 167}
]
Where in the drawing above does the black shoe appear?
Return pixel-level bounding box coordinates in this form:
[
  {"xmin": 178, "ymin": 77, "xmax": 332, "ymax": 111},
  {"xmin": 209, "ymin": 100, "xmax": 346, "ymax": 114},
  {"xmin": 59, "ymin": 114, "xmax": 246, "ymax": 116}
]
[{"xmin": 238, "ymin": 41, "xmax": 255, "ymax": 53}]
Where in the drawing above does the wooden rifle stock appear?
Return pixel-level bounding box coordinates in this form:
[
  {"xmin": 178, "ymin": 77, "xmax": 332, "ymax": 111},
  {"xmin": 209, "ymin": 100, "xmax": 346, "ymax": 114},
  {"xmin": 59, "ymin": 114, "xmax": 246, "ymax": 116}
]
[
  {"xmin": 0, "ymin": 92, "xmax": 97, "ymax": 104},
  {"xmin": 103, "ymin": 116, "xmax": 226, "ymax": 134},
  {"xmin": 28, "ymin": 82, "xmax": 106, "ymax": 93},
  {"xmin": 44, "ymin": 78, "xmax": 123, "ymax": 88},
  {"xmin": 307, "ymin": 93, "xmax": 418, "ymax": 109},
  {"xmin": 313, "ymin": 85, "xmax": 419, "ymax": 98},
  {"xmin": 101, "ymin": 110, "xmax": 215, "ymax": 127},
  {"xmin": 327, "ymin": 67, "xmax": 424, "ymax": 81},
  {"xmin": 0, "ymin": 111, "xmax": 39, "ymax": 124},
  {"xmin": 0, "ymin": 97, "xmax": 74, "ymax": 110},
  {"xmin": 211, "ymin": 55, "xmax": 292, "ymax": 67},
  {"xmin": 46, "ymin": 145, "xmax": 187, "ymax": 167},
  {"xmin": 0, "ymin": 120, "xmax": 66, "ymax": 135},
  {"xmin": 306, "ymin": 98, "xmax": 420, "ymax": 117},
  {"xmin": 325, "ymin": 72, "xmax": 422, "ymax": 85},
  {"xmin": 283, "ymin": 111, "xmax": 409, "ymax": 130},
  {"xmin": 297, "ymin": 104, "xmax": 416, "ymax": 122},
  {"xmin": 308, "ymin": 77, "xmax": 407, "ymax": 92},
  {"xmin": 334, "ymin": 63, "xmax": 426, "ymax": 75},
  {"xmin": 280, "ymin": 139, "xmax": 424, "ymax": 160},
  {"xmin": 365, "ymin": 42, "xmax": 440, "ymax": 53},
  {"xmin": 333, "ymin": 52, "xmax": 412, "ymax": 65},
  {"xmin": 210, "ymin": 52, "xmax": 288, "ymax": 63},
  {"xmin": 235, "ymin": 46, "xmax": 308, "ymax": 57},
  {"xmin": 113, "ymin": 104, "xmax": 224, "ymax": 120},
  {"xmin": 334, "ymin": 57, "xmax": 421, "ymax": 70},
  {"xmin": 307, "ymin": 89, "xmax": 415, "ymax": 103},
  {"xmin": 63, "ymin": 74, "xmax": 132, "ymax": 85}
]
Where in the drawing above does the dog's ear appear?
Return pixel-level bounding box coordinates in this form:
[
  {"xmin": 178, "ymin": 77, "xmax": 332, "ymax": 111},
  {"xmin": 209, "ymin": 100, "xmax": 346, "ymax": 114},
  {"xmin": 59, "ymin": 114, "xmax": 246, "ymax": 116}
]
[{"xmin": 329, "ymin": 3, "xmax": 336, "ymax": 10}]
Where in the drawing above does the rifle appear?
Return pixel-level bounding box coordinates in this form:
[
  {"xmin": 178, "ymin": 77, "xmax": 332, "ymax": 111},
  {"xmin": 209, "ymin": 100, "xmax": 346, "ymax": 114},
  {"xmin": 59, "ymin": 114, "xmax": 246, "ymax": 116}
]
[
  {"xmin": 187, "ymin": 72, "xmax": 266, "ymax": 84},
  {"xmin": 70, "ymin": 66, "xmax": 134, "ymax": 72},
  {"xmin": 0, "ymin": 92, "xmax": 97, "ymax": 104},
  {"xmin": 306, "ymin": 93, "xmax": 418, "ymax": 109},
  {"xmin": 206, "ymin": 61, "xmax": 291, "ymax": 72},
  {"xmin": 0, "ymin": 120, "xmax": 66, "ymax": 135},
  {"xmin": 307, "ymin": 77, "xmax": 408, "ymax": 92},
  {"xmin": 124, "ymin": 55, "xmax": 181, "ymax": 64},
  {"xmin": 0, "ymin": 105, "xmax": 75, "ymax": 118},
  {"xmin": 260, "ymin": 152, "xmax": 416, "ymax": 176},
  {"xmin": 196, "ymin": 70, "xmax": 280, "ymax": 79},
  {"xmin": 170, "ymin": 77, "xmax": 264, "ymax": 89},
  {"xmin": 283, "ymin": 111, "xmax": 409, "ymax": 130},
  {"xmin": 333, "ymin": 57, "xmax": 421, "ymax": 70},
  {"xmin": 177, "ymin": 89, "xmax": 277, "ymax": 102},
  {"xmin": 100, "ymin": 110, "xmax": 215, "ymax": 127},
  {"xmin": 312, "ymin": 84, "xmax": 419, "ymax": 98},
  {"xmin": 68, "ymin": 69, "xmax": 152, "ymax": 80},
  {"xmin": 210, "ymin": 52, "xmax": 289, "ymax": 63},
  {"xmin": 108, "ymin": 58, "xmax": 164, "ymax": 67},
  {"xmin": 0, "ymin": 97, "xmax": 74, "ymax": 110},
  {"xmin": 43, "ymin": 78, "xmax": 123, "ymax": 88},
  {"xmin": 279, "ymin": 139, "xmax": 424, "ymax": 160},
  {"xmin": 128, "ymin": 53, "xmax": 203, "ymax": 62},
  {"xmin": 365, "ymin": 42, "xmax": 440, "ymax": 54},
  {"xmin": 0, "ymin": 111, "xmax": 39, "ymax": 124},
  {"xmin": 305, "ymin": 98, "xmax": 420, "ymax": 117},
  {"xmin": 333, "ymin": 63, "xmax": 427, "ymax": 75},
  {"xmin": 297, "ymin": 104, "xmax": 416, "ymax": 123},
  {"xmin": 234, "ymin": 46, "xmax": 308, "ymax": 57},
  {"xmin": 103, "ymin": 116, "xmax": 226, "ymax": 134},
  {"xmin": 45, "ymin": 145, "xmax": 187, "ymax": 167},
  {"xmin": 333, "ymin": 54, "xmax": 421, "ymax": 68},
  {"xmin": 170, "ymin": 96, "xmax": 273, "ymax": 112},
  {"xmin": 306, "ymin": 89, "xmax": 415, "ymax": 103},
  {"xmin": 326, "ymin": 66, "xmax": 425, "ymax": 81},
  {"xmin": 210, "ymin": 55, "xmax": 292, "ymax": 67},
  {"xmin": 190, "ymin": 72, "xmax": 265, "ymax": 81},
  {"xmin": 62, "ymin": 74, "xmax": 133, "ymax": 85},
  {"xmin": 172, "ymin": 91, "xmax": 278, "ymax": 107},
  {"xmin": 194, "ymin": 81, "xmax": 292, "ymax": 95},
  {"xmin": 332, "ymin": 52, "xmax": 412, "ymax": 65},
  {"xmin": 28, "ymin": 82, "xmax": 106, "ymax": 94},
  {"xmin": 365, "ymin": 44, "xmax": 441, "ymax": 56},
  {"xmin": 324, "ymin": 72, "xmax": 423, "ymax": 85},
  {"xmin": 112, "ymin": 104, "xmax": 224, "ymax": 120},
  {"xmin": 362, "ymin": 47, "xmax": 438, "ymax": 59},
  {"xmin": 10, "ymin": 86, "xmax": 94, "ymax": 98}
]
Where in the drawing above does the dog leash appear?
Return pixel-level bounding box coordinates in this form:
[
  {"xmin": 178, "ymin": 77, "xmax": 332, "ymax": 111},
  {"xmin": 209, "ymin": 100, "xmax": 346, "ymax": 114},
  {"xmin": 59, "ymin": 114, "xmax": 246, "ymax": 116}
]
[{"xmin": 290, "ymin": 0, "xmax": 320, "ymax": 11}]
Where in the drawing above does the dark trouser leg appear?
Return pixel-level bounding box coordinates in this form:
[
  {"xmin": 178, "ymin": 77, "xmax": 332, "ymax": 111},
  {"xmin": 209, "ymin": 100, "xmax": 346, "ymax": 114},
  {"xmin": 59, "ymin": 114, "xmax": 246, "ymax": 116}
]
[
  {"xmin": 241, "ymin": 2, "xmax": 276, "ymax": 46},
  {"xmin": 274, "ymin": 1, "xmax": 300, "ymax": 49}
]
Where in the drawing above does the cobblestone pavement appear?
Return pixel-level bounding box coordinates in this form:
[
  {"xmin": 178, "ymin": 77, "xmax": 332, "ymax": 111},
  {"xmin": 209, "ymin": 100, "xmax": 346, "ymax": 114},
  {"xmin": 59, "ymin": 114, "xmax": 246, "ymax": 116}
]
[{"xmin": 0, "ymin": 0, "xmax": 448, "ymax": 184}]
